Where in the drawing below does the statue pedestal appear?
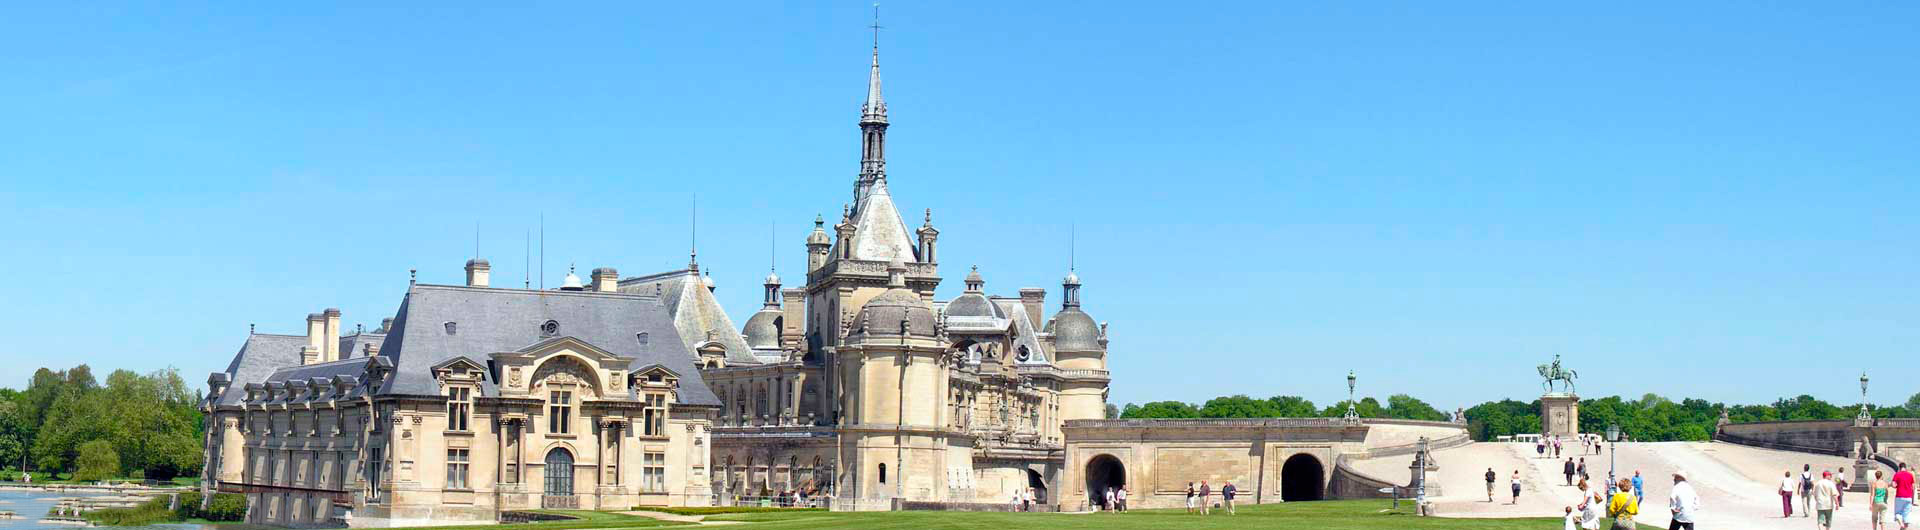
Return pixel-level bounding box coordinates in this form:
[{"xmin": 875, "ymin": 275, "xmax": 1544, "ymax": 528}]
[
  {"xmin": 1854, "ymin": 459, "xmax": 1876, "ymax": 492},
  {"xmin": 1540, "ymin": 393, "xmax": 1580, "ymax": 437}
]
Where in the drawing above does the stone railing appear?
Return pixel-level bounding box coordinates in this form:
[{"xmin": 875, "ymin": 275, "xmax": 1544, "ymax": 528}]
[
  {"xmin": 1014, "ymin": 366, "xmax": 1110, "ymax": 380},
  {"xmin": 541, "ymin": 495, "xmax": 579, "ymax": 509}
]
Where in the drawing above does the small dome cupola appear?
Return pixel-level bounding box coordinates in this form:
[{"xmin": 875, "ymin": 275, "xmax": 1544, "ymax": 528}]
[
  {"xmin": 944, "ymin": 265, "xmax": 1001, "ymax": 319},
  {"xmin": 964, "ymin": 265, "xmax": 984, "ymax": 293},
  {"xmin": 848, "ymin": 257, "xmax": 936, "ymax": 341},
  {"xmin": 1046, "ymin": 268, "xmax": 1101, "ymax": 351},
  {"xmin": 559, "ymin": 264, "xmax": 584, "ymax": 291}
]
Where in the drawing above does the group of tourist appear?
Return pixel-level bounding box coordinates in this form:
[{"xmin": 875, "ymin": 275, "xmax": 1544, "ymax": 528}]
[
  {"xmin": 1557, "ymin": 470, "xmax": 1695, "ymax": 530},
  {"xmin": 1007, "ymin": 487, "xmax": 1039, "ymax": 512},
  {"xmin": 1535, "ymin": 434, "xmax": 1607, "ymax": 460},
  {"xmin": 1796, "ymin": 461, "xmax": 1920, "ymax": 530},
  {"xmin": 1179, "ymin": 480, "xmax": 1237, "ymax": 515},
  {"xmin": 1096, "ymin": 485, "xmax": 1129, "ymax": 512}
]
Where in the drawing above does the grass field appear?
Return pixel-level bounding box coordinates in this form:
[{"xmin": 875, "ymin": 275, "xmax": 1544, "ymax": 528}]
[{"xmin": 426, "ymin": 501, "xmax": 1560, "ymax": 530}]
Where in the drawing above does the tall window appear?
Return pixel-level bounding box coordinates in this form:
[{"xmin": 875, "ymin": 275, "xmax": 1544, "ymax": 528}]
[
  {"xmin": 367, "ymin": 447, "xmax": 384, "ymax": 503},
  {"xmin": 642, "ymin": 452, "xmax": 666, "ymax": 493},
  {"xmin": 446, "ymin": 387, "xmax": 471, "ymax": 432},
  {"xmin": 549, "ymin": 390, "xmax": 573, "ymax": 434},
  {"xmin": 879, "ymin": 463, "xmax": 887, "ymax": 484},
  {"xmin": 643, "ymin": 393, "xmax": 666, "ymax": 436},
  {"xmin": 446, "ymin": 449, "xmax": 470, "ymax": 489}
]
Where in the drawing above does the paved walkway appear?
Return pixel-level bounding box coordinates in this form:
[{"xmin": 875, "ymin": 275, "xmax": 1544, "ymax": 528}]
[
  {"xmin": 1362, "ymin": 441, "xmax": 1882, "ymax": 528},
  {"xmin": 616, "ymin": 510, "xmax": 747, "ymax": 525}
]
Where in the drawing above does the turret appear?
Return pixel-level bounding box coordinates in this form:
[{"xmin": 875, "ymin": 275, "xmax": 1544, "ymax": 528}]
[
  {"xmin": 806, "ymin": 214, "xmax": 832, "ymax": 272},
  {"xmin": 916, "ymin": 208, "xmax": 939, "ymax": 264}
]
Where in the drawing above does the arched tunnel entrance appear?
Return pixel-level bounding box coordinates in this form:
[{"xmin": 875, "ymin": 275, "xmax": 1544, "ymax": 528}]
[
  {"xmin": 1026, "ymin": 468, "xmax": 1048, "ymax": 504},
  {"xmin": 1084, "ymin": 455, "xmax": 1125, "ymax": 507},
  {"xmin": 1281, "ymin": 453, "xmax": 1325, "ymax": 502}
]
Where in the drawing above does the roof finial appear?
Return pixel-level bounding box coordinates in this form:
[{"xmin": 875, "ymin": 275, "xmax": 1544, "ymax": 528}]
[
  {"xmin": 689, "ymin": 193, "xmax": 700, "ymax": 271},
  {"xmin": 924, "ymin": 207, "xmax": 931, "ymax": 226},
  {"xmin": 1070, "ymin": 223, "xmax": 1077, "ymax": 272},
  {"xmin": 769, "ymin": 220, "xmax": 777, "ymax": 272},
  {"xmin": 249, "ymin": 323, "xmax": 255, "ymax": 335},
  {"xmin": 409, "ymin": 268, "xmax": 417, "ymax": 285},
  {"xmin": 870, "ymin": 2, "xmax": 882, "ymax": 52}
]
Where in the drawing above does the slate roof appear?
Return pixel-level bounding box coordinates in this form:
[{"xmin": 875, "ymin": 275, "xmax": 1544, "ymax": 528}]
[
  {"xmin": 846, "ymin": 181, "xmax": 919, "ymax": 263},
  {"xmin": 375, "ymin": 284, "xmax": 719, "ymax": 406},
  {"xmin": 617, "ymin": 269, "xmax": 758, "ymax": 365},
  {"xmin": 212, "ymin": 334, "xmax": 307, "ymax": 407}
]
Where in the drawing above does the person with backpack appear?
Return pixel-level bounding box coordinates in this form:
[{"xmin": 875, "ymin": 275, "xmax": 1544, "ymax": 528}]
[
  {"xmin": 1802, "ymin": 464, "xmax": 1817, "ymax": 518},
  {"xmin": 1487, "ymin": 468, "xmax": 1498, "ymax": 502},
  {"xmin": 1185, "ymin": 482, "xmax": 1197, "ymax": 514}
]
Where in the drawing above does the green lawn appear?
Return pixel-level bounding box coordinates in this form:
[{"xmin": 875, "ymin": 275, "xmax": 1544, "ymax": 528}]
[
  {"xmin": 702, "ymin": 501, "xmax": 1563, "ymax": 529},
  {"xmin": 421, "ymin": 510, "xmax": 689, "ymax": 530}
]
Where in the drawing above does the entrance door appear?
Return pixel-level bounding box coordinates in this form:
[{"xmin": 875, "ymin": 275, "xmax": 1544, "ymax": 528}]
[
  {"xmin": 1084, "ymin": 455, "xmax": 1125, "ymax": 508},
  {"xmin": 545, "ymin": 448, "xmax": 575, "ymax": 496}
]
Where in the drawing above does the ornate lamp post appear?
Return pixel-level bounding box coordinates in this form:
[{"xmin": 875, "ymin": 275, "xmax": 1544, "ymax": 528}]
[
  {"xmin": 1344, "ymin": 371, "xmax": 1360, "ymax": 424},
  {"xmin": 1605, "ymin": 423, "xmax": 1620, "ymax": 492},
  {"xmin": 1859, "ymin": 373, "xmax": 1873, "ymax": 422}
]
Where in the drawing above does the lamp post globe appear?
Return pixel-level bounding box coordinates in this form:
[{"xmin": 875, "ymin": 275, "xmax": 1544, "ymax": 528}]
[{"xmin": 1605, "ymin": 423, "xmax": 1620, "ymax": 492}]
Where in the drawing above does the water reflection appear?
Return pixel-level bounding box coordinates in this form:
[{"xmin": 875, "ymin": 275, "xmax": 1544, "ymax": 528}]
[{"xmin": 0, "ymin": 488, "xmax": 272, "ymax": 530}]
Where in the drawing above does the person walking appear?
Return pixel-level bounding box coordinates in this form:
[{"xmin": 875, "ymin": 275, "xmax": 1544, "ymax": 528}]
[
  {"xmin": 1607, "ymin": 478, "xmax": 1639, "ymax": 529},
  {"xmin": 1874, "ymin": 470, "xmax": 1890, "ymax": 530},
  {"xmin": 1486, "ymin": 468, "xmax": 1498, "ymax": 502},
  {"xmin": 1565, "ymin": 458, "xmax": 1577, "ymax": 486},
  {"xmin": 1815, "ymin": 470, "xmax": 1840, "ymax": 530},
  {"xmin": 1512, "ymin": 470, "xmax": 1524, "ymax": 505},
  {"xmin": 1801, "ymin": 464, "xmax": 1817, "ymax": 518},
  {"xmin": 1199, "ymin": 480, "xmax": 1212, "ymax": 515},
  {"xmin": 1579, "ymin": 458, "xmax": 1589, "ymax": 483},
  {"xmin": 1185, "ymin": 482, "xmax": 1196, "ymax": 514},
  {"xmin": 1631, "ymin": 470, "xmax": 1644, "ymax": 503},
  {"xmin": 1839, "ymin": 467, "xmax": 1850, "ymax": 509},
  {"xmin": 1894, "ymin": 463, "xmax": 1916, "ymax": 530},
  {"xmin": 1668, "ymin": 470, "xmax": 1698, "ymax": 530},
  {"xmin": 1117, "ymin": 486, "xmax": 1128, "ymax": 512},
  {"xmin": 1222, "ymin": 481, "xmax": 1237, "ymax": 515},
  {"xmin": 1781, "ymin": 471, "xmax": 1799, "ymax": 518},
  {"xmin": 1103, "ymin": 486, "xmax": 1115, "ymax": 513}
]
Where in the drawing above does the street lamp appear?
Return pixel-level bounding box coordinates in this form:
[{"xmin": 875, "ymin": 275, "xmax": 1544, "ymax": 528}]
[
  {"xmin": 1344, "ymin": 371, "xmax": 1360, "ymax": 424},
  {"xmin": 1860, "ymin": 373, "xmax": 1873, "ymax": 421},
  {"xmin": 1606, "ymin": 423, "xmax": 1620, "ymax": 492}
]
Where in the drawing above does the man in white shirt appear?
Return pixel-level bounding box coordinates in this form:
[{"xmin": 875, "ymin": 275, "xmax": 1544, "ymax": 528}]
[
  {"xmin": 1814, "ymin": 470, "xmax": 1841, "ymax": 530},
  {"xmin": 1669, "ymin": 470, "xmax": 1699, "ymax": 530}
]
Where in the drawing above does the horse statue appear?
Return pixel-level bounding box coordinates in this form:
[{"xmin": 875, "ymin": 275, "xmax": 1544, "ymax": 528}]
[{"xmin": 1537, "ymin": 354, "xmax": 1578, "ymax": 394}]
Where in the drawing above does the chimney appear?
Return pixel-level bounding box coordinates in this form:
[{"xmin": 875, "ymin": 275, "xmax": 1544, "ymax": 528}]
[
  {"xmin": 1019, "ymin": 288, "xmax": 1047, "ymax": 332},
  {"xmin": 379, "ymin": 317, "xmax": 394, "ymax": 334},
  {"xmin": 465, "ymin": 258, "xmax": 491, "ymax": 288},
  {"xmin": 780, "ymin": 288, "xmax": 806, "ymax": 351},
  {"xmin": 323, "ymin": 308, "xmax": 342, "ymax": 362},
  {"xmin": 591, "ymin": 267, "xmax": 619, "ymax": 293},
  {"xmin": 303, "ymin": 313, "xmax": 325, "ymax": 365}
]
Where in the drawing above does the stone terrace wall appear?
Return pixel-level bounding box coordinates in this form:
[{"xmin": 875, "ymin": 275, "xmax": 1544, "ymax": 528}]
[{"xmin": 1716, "ymin": 420, "xmax": 1853, "ymax": 456}]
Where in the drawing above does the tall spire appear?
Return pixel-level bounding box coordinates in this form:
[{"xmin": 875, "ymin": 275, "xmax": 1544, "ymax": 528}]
[{"xmin": 855, "ymin": 3, "xmax": 889, "ymax": 202}]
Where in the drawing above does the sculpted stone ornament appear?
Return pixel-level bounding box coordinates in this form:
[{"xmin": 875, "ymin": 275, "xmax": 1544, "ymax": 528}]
[
  {"xmin": 1537, "ymin": 354, "xmax": 1578, "ymax": 394},
  {"xmin": 508, "ymin": 367, "xmax": 522, "ymax": 387}
]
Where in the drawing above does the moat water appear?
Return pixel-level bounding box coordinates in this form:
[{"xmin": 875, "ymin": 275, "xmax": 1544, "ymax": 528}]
[{"xmin": 0, "ymin": 488, "xmax": 271, "ymax": 530}]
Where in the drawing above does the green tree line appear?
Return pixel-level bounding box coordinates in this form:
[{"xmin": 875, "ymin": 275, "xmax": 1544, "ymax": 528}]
[
  {"xmin": 0, "ymin": 364, "xmax": 204, "ymax": 481},
  {"xmin": 1117, "ymin": 392, "xmax": 1920, "ymax": 443}
]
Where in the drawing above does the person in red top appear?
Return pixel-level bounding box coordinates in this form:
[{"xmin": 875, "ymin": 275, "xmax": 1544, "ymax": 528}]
[{"xmin": 1893, "ymin": 463, "xmax": 1916, "ymax": 530}]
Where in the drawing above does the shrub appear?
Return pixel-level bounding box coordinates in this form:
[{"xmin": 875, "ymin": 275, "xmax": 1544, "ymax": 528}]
[
  {"xmin": 74, "ymin": 440, "xmax": 120, "ymax": 482},
  {"xmin": 85, "ymin": 496, "xmax": 175, "ymax": 526},
  {"xmin": 201, "ymin": 493, "xmax": 247, "ymax": 521},
  {"xmin": 172, "ymin": 492, "xmax": 203, "ymax": 520}
]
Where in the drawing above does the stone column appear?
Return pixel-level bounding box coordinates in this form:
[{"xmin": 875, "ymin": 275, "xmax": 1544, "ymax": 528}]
[{"xmin": 790, "ymin": 374, "xmax": 807, "ymax": 421}]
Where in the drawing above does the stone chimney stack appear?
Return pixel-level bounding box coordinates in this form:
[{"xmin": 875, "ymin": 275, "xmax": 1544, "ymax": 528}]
[
  {"xmin": 322, "ymin": 308, "xmax": 342, "ymax": 362},
  {"xmin": 303, "ymin": 313, "xmax": 325, "ymax": 365},
  {"xmin": 780, "ymin": 288, "xmax": 806, "ymax": 351},
  {"xmin": 591, "ymin": 267, "xmax": 619, "ymax": 293},
  {"xmin": 1019, "ymin": 288, "xmax": 1047, "ymax": 331},
  {"xmin": 465, "ymin": 259, "xmax": 491, "ymax": 288}
]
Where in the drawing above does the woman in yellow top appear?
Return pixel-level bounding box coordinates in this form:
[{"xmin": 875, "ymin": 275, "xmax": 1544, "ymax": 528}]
[{"xmin": 1607, "ymin": 478, "xmax": 1639, "ymax": 529}]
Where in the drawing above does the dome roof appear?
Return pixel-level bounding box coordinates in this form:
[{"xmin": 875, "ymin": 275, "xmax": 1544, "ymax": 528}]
[
  {"xmin": 944, "ymin": 292, "xmax": 1000, "ymax": 319},
  {"xmin": 1063, "ymin": 270, "xmax": 1080, "ymax": 285},
  {"xmin": 560, "ymin": 268, "xmax": 584, "ymax": 290},
  {"xmin": 765, "ymin": 271, "xmax": 781, "ymax": 285},
  {"xmin": 1046, "ymin": 308, "xmax": 1101, "ymax": 351},
  {"xmin": 742, "ymin": 309, "xmax": 782, "ymax": 350},
  {"xmin": 853, "ymin": 287, "xmax": 937, "ymax": 339}
]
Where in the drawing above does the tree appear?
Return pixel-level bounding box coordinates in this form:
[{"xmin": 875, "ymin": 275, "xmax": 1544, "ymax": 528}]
[
  {"xmin": 1120, "ymin": 401, "xmax": 1200, "ymax": 419},
  {"xmin": 1385, "ymin": 394, "xmax": 1448, "ymax": 422},
  {"xmin": 1265, "ymin": 396, "xmax": 1318, "ymax": 417},
  {"xmin": 1199, "ymin": 395, "xmax": 1273, "ymax": 418},
  {"xmin": 1320, "ymin": 397, "xmax": 1385, "ymax": 418},
  {"xmin": 1104, "ymin": 403, "xmax": 1120, "ymax": 419},
  {"xmin": 74, "ymin": 440, "xmax": 119, "ymax": 482}
]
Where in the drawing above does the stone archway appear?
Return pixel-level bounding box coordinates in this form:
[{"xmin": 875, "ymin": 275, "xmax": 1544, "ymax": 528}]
[
  {"xmin": 1084, "ymin": 454, "xmax": 1125, "ymax": 507},
  {"xmin": 1281, "ymin": 453, "xmax": 1324, "ymax": 501},
  {"xmin": 1026, "ymin": 468, "xmax": 1048, "ymax": 504}
]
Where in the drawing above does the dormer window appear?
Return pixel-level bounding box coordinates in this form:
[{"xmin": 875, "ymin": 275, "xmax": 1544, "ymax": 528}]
[
  {"xmin": 541, "ymin": 319, "xmax": 560, "ymax": 337},
  {"xmin": 444, "ymin": 321, "xmax": 458, "ymax": 335},
  {"xmin": 636, "ymin": 332, "xmax": 650, "ymax": 349}
]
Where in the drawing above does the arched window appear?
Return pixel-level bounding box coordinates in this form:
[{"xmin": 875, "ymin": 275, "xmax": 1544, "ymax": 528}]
[{"xmin": 544, "ymin": 448, "xmax": 574, "ymax": 497}]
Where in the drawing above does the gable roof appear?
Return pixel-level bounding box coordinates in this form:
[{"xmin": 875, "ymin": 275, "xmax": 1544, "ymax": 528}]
[{"xmin": 374, "ymin": 284, "xmax": 717, "ymax": 406}]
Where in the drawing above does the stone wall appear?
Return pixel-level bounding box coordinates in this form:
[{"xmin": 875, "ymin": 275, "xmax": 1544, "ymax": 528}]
[{"xmin": 1715, "ymin": 420, "xmax": 1854, "ymax": 456}]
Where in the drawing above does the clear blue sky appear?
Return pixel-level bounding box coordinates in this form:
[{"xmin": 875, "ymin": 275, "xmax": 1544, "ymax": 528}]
[{"xmin": 1, "ymin": 3, "xmax": 1914, "ymax": 411}]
